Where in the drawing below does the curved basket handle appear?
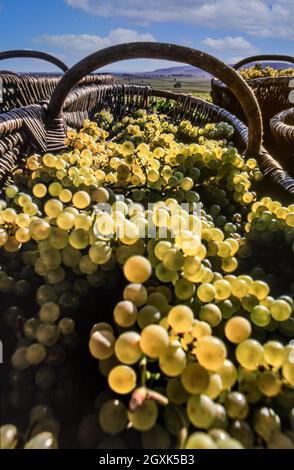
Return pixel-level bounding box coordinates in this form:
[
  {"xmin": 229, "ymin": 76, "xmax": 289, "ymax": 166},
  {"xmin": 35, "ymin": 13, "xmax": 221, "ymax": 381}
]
[
  {"xmin": 0, "ymin": 50, "xmax": 68, "ymax": 73},
  {"xmin": 234, "ymin": 54, "xmax": 294, "ymax": 70},
  {"xmin": 47, "ymin": 42, "xmax": 263, "ymax": 156}
]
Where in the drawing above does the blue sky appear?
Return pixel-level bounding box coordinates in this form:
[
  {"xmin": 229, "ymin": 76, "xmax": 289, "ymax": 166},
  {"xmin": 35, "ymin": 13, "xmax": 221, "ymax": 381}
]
[{"xmin": 0, "ymin": 0, "xmax": 293, "ymax": 72}]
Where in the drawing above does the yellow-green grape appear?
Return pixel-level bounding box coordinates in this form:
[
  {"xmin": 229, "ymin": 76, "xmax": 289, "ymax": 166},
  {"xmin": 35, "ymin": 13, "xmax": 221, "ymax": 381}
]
[
  {"xmin": 114, "ymin": 301, "xmax": 137, "ymax": 327},
  {"xmin": 15, "ymin": 213, "xmax": 30, "ymax": 228},
  {"xmin": 57, "ymin": 211, "xmax": 75, "ymax": 230},
  {"xmin": 72, "ymin": 191, "xmax": 91, "ymax": 209},
  {"xmin": 39, "ymin": 302, "xmax": 60, "ymax": 323},
  {"xmin": 58, "ymin": 318, "xmax": 75, "ymax": 335},
  {"xmin": 140, "ymin": 324, "xmax": 169, "ymax": 359},
  {"xmin": 217, "ymin": 241, "xmax": 232, "ymax": 258},
  {"xmin": 15, "ymin": 227, "xmax": 30, "ymax": 243},
  {"xmin": 176, "ymin": 231, "xmax": 201, "ymax": 256},
  {"xmin": 33, "ymin": 183, "xmax": 47, "ymax": 198},
  {"xmin": 270, "ymin": 299, "xmax": 292, "ymax": 321},
  {"xmin": 257, "ymin": 371, "xmax": 282, "ymax": 397},
  {"xmin": 185, "ymin": 432, "xmax": 217, "ymax": 449},
  {"xmin": 128, "ymin": 400, "xmax": 158, "ymax": 431},
  {"xmin": 0, "ymin": 424, "xmax": 18, "ymax": 449},
  {"xmin": 213, "ymin": 279, "xmax": 231, "ymax": 300},
  {"xmin": 282, "ymin": 360, "xmax": 294, "ymax": 387},
  {"xmin": 79, "ymin": 255, "xmax": 97, "ymax": 274},
  {"xmin": 146, "ymin": 292, "xmax": 168, "ymax": 311},
  {"xmin": 166, "ymin": 378, "xmax": 189, "ymax": 405},
  {"xmin": 167, "ymin": 305, "xmax": 194, "ymax": 333},
  {"xmin": 48, "ymin": 182, "xmax": 62, "ymax": 197},
  {"xmin": 108, "ymin": 365, "xmax": 137, "ymax": 395},
  {"xmin": 11, "ymin": 347, "xmax": 29, "ymax": 370},
  {"xmin": 155, "ymin": 263, "xmax": 177, "ymax": 283},
  {"xmin": 29, "ymin": 220, "xmax": 51, "ymax": 241},
  {"xmin": 123, "ymin": 284, "xmax": 148, "ymax": 307},
  {"xmin": 3, "ymin": 235, "xmax": 22, "ymax": 252},
  {"xmin": 59, "ymin": 189, "xmax": 72, "ymax": 203},
  {"xmin": 253, "ymin": 407, "xmax": 281, "ymax": 442},
  {"xmin": 44, "ymin": 199, "xmax": 63, "ymax": 218},
  {"xmin": 48, "ymin": 228, "xmax": 69, "ymax": 250},
  {"xmin": 99, "ymin": 400, "xmax": 128, "ymax": 435},
  {"xmin": 174, "ymin": 278, "xmax": 195, "ymax": 300},
  {"xmin": 91, "ymin": 322, "xmax": 114, "ymax": 335},
  {"xmin": 204, "ymin": 373, "xmax": 223, "ymax": 399},
  {"xmin": 250, "ymin": 305, "xmax": 271, "ymax": 327},
  {"xmin": 24, "ymin": 432, "xmax": 58, "ymax": 449},
  {"xmin": 181, "ymin": 177, "xmax": 193, "ymax": 191},
  {"xmin": 221, "ymin": 256, "xmax": 238, "ymax": 273},
  {"xmin": 230, "ymin": 279, "xmax": 249, "ymax": 298},
  {"xmin": 285, "ymin": 212, "xmax": 294, "ymax": 227},
  {"xmin": 26, "ymin": 343, "xmax": 47, "ymax": 365},
  {"xmin": 217, "ymin": 437, "xmax": 244, "ymax": 449},
  {"xmin": 181, "ymin": 363, "xmax": 210, "ymax": 394},
  {"xmin": 191, "ymin": 320, "xmax": 212, "ymax": 339},
  {"xmin": 154, "ymin": 241, "xmax": 172, "ymax": 260},
  {"xmin": 92, "ymin": 188, "xmax": 109, "ymax": 203},
  {"xmin": 114, "ymin": 332, "xmax": 142, "ymax": 365},
  {"xmin": 224, "ymin": 316, "xmax": 251, "ymax": 343},
  {"xmin": 75, "ymin": 214, "xmax": 92, "ymax": 230},
  {"xmin": 89, "ymin": 242, "xmax": 112, "ymax": 265},
  {"xmin": 195, "ymin": 336, "xmax": 227, "ymax": 370},
  {"xmin": 35, "ymin": 324, "xmax": 59, "ymax": 347},
  {"xmin": 123, "ymin": 256, "xmax": 152, "ymax": 283},
  {"xmin": 199, "ymin": 304, "xmax": 222, "ymax": 327},
  {"xmin": 236, "ymin": 339, "xmax": 264, "ymax": 370},
  {"xmin": 225, "ymin": 392, "xmax": 249, "ymax": 420},
  {"xmin": 183, "ymin": 256, "xmax": 201, "ymax": 276},
  {"xmin": 187, "ymin": 394, "xmax": 216, "ymax": 429},
  {"xmin": 248, "ymin": 280, "xmax": 270, "ymax": 300},
  {"xmin": 162, "ymin": 248, "xmax": 184, "ymax": 270},
  {"xmin": 159, "ymin": 344, "xmax": 187, "ymax": 377},
  {"xmin": 89, "ymin": 330, "xmax": 115, "ymax": 360},
  {"xmin": 217, "ymin": 359, "xmax": 237, "ymax": 389},
  {"xmin": 263, "ymin": 341, "xmax": 285, "ymax": 369},
  {"xmin": 137, "ymin": 305, "xmax": 161, "ymax": 329},
  {"xmin": 197, "ymin": 283, "xmax": 216, "ymax": 302},
  {"xmin": 69, "ymin": 229, "xmax": 89, "ymax": 249},
  {"xmin": 2, "ymin": 208, "xmax": 17, "ymax": 223}
]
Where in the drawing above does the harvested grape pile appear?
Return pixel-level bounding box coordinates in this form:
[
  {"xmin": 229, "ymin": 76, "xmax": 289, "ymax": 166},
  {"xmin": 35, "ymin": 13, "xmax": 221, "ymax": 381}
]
[
  {"xmin": 0, "ymin": 109, "xmax": 294, "ymax": 450},
  {"xmin": 239, "ymin": 64, "xmax": 294, "ymax": 80}
]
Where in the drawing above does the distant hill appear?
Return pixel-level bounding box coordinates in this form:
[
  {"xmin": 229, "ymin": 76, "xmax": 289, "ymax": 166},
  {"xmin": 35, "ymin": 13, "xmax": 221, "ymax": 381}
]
[
  {"xmin": 114, "ymin": 61, "xmax": 292, "ymax": 78},
  {"xmin": 116, "ymin": 65, "xmax": 211, "ymax": 78}
]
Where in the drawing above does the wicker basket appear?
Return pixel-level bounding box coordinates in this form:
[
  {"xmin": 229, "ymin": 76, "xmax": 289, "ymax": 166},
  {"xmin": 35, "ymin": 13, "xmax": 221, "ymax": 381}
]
[
  {"xmin": 0, "ymin": 50, "xmax": 114, "ymax": 112},
  {"xmin": 211, "ymin": 54, "xmax": 294, "ymax": 151},
  {"xmin": 0, "ymin": 43, "xmax": 293, "ymax": 202},
  {"xmin": 270, "ymin": 107, "xmax": 294, "ymax": 175}
]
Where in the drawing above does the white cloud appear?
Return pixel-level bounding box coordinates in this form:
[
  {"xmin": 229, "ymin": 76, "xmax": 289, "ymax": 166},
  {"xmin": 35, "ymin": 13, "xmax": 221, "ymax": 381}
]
[
  {"xmin": 33, "ymin": 29, "xmax": 155, "ymax": 55},
  {"xmin": 201, "ymin": 36, "xmax": 259, "ymax": 56},
  {"xmin": 65, "ymin": 0, "xmax": 294, "ymax": 40},
  {"xmin": 33, "ymin": 29, "xmax": 185, "ymax": 71}
]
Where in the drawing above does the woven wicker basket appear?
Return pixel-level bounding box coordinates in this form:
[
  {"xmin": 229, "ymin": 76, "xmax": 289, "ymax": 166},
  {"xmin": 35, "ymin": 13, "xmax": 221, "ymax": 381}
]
[
  {"xmin": 211, "ymin": 54, "xmax": 294, "ymax": 151},
  {"xmin": 270, "ymin": 107, "xmax": 294, "ymax": 175},
  {"xmin": 0, "ymin": 43, "xmax": 293, "ymax": 202},
  {"xmin": 0, "ymin": 50, "xmax": 114, "ymax": 112}
]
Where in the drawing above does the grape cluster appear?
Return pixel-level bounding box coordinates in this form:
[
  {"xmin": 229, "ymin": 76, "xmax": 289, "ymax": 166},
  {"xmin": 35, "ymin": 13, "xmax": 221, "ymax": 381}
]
[
  {"xmin": 0, "ymin": 107, "xmax": 294, "ymax": 450},
  {"xmin": 239, "ymin": 64, "xmax": 294, "ymax": 80}
]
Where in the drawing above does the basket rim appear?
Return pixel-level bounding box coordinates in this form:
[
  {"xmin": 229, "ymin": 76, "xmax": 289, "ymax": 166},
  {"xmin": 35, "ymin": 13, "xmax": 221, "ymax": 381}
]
[
  {"xmin": 0, "ymin": 83, "xmax": 293, "ymax": 196},
  {"xmin": 211, "ymin": 75, "xmax": 294, "ymax": 88}
]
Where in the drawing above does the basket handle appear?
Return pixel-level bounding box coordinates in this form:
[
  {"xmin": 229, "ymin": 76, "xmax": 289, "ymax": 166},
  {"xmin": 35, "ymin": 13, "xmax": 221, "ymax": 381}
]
[
  {"xmin": 234, "ymin": 54, "xmax": 294, "ymax": 70},
  {"xmin": 47, "ymin": 42, "xmax": 263, "ymax": 156},
  {"xmin": 0, "ymin": 50, "xmax": 68, "ymax": 73}
]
